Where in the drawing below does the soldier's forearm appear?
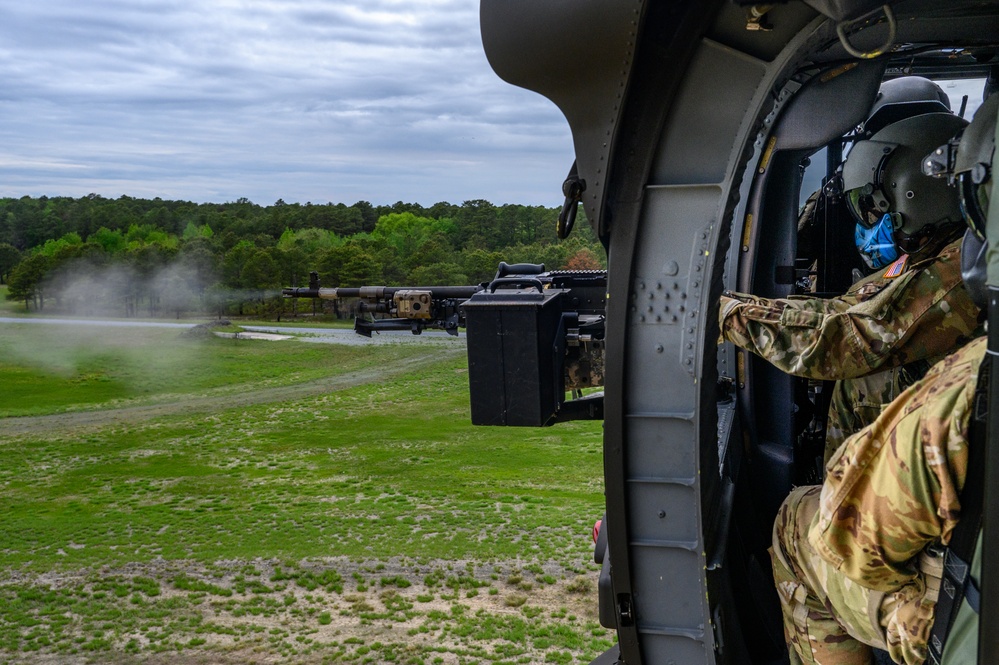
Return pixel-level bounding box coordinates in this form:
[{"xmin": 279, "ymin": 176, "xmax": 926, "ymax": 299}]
[{"xmin": 720, "ymin": 293, "xmax": 886, "ymax": 380}]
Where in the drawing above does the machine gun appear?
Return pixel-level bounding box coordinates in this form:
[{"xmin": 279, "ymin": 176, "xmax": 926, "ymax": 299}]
[{"xmin": 282, "ymin": 262, "xmax": 606, "ymax": 427}]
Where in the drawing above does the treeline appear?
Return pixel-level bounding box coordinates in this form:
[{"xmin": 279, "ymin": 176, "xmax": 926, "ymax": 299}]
[{"xmin": 0, "ymin": 195, "xmax": 605, "ymax": 318}]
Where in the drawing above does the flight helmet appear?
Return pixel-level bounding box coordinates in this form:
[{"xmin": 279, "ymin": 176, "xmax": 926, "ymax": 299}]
[
  {"xmin": 861, "ymin": 76, "xmax": 952, "ymax": 139},
  {"xmin": 842, "ymin": 112, "xmax": 968, "ymax": 268},
  {"xmin": 953, "ymin": 93, "xmax": 997, "ymax": 242},
  {"xmin": 958, "ymin": 93, "xmax": 996, "ymax": 309},
  {"xmin": 921, "ymin": 94, "xmax": 997, "ymax": 308}
]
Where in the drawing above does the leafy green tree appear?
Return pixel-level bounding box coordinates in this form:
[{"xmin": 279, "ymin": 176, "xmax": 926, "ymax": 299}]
[
  {"xmin": 143, "ymin": 205, "xmax": 176, "ymax": 233},
  {"xmin": 0, "ymin": 211, "xmax": 19, "ymax": 248},
  {"xmin": 406, "ymin": 235, "xmax": 452, "ymax": 274},
  {"xmin": 455, "ymin": 199, "xmax": 499, "ymax": 250},
  {"xmin": 89, "ymin": 227, "xmax": 127, "ymax": 255},
  {"xmin": 36, "ymin": 232, "xmax": 83, "ymax": 257},
  {"xmin": 178, "ymin": 241, "xmax": 220, "ymax": 300},
  {"xmin": 181, "ymin": 221, "xmax": 214, "ymax": 241},
  {"xmin": 462, "ymin": 248, "xmax": 505, "ymax": 284},
  {"xmin": 315, "ymin": 239, "xmax": 385, "ymax": 287},
  {"xmin": 124, "ymin": 243, "xmax": 176, "ymax": 316},
  {"xmin": 408, "ymin": 262, "xmax": 467, "ymax": 286},
  {"xmin": 428, "ymin": 201, "xmax": 459, "ymax": 220},
  {"xmin": 372, "ymin": 212, "xmax": 456, "ymax": 259},
  {"xmin": 339, "ymin": 250, "xmax": 382, "ymax": 287},
  {"xmin": 351, "ymin": 200, "xmax": 378, "ymax": 232},
  {"xmin": 6, "ymin": 253, "xmax": 51, "ymax": 310},
  {"xmin": 331, "ymin": 205, "xmax": 367, "ymax": 235},
  {"xmin": 243, "ymin": 249, "xmax": 280, "ymax": 291},
  {"xmin": 275, "ymin": 246, "xmax": 307, "ymax": 288},
  {"xmin": 0, "ymin": 243, "xmax": 21, "ymax": 283},
  {"xmin": 276, "ymin": 227, "xmax": 340, "ymax": 258},
  {"xmin": 125, "ymin": 223, "xmax": 153, "ymax": 244},
  {"xmin": 222, "ymin": 240, "xmax": 258, "ymax": 289},
  {"xmin": 240, "ymin": 249, "xmax": 281, "ymax": 317}
]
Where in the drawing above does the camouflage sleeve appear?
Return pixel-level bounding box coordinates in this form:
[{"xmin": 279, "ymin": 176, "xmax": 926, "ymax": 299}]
[
  {"xmin": 806, "ymin": 338, "xmax": 984, "ymax": 591},
  {"xmin": 719, "ymin": 240, "xmax": 981, "ymax": 380}
]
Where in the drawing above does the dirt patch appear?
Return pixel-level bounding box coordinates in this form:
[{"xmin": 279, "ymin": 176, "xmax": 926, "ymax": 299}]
[{"xmin": 0, "ymin": 556, "xmax": 609, "ymax": 664}]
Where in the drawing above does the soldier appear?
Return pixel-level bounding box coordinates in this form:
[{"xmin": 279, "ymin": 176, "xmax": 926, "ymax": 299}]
[
  {"xmin": 721, "ymin": 108, "xmax": 982, "ymax": 462},
  {"xmin": 770, "ymin": 92, "xmax": 996, "ymax": 665},
  {"xmin": 796, "ymin": 76, "xmax": 954, "ymax": 279}
]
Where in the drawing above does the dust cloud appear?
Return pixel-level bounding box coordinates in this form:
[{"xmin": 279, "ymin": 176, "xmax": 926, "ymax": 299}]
[{"xmin": 0, "ymin": 259, "xmax": 233, "ymax": 385}]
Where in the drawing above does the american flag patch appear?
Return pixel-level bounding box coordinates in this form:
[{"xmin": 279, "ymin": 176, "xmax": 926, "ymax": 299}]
[{"xmin": 883, "ymin": 254, "xmax": 908, "ymax": 279}]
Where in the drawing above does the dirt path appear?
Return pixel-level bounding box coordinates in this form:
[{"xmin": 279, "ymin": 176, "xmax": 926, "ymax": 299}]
[{"xmin": 1, "ymin": 349, "xmax": 464, "ymax": 437}]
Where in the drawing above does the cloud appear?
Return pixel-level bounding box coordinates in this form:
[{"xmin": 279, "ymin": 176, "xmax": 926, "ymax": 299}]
[{"xmin": 0, "ymin": 0, "xmax": 573, "ymax": 206}]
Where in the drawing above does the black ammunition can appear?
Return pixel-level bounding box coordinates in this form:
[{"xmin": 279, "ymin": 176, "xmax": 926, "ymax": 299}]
[{"xmin": 461, "ymin": 286, "xmax": 565, "ymax": 426}]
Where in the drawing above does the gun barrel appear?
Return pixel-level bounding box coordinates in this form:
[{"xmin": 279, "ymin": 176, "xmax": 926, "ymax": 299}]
[
  {"xmin": 352, "ymin": 286, "xmax": 482, "ymax": 300},
  {"xmin": 282, "ymin": 285, "xmax": 482, "ymax": 301},
  {"xmin": 281, "ymin": 287, "xmax": 341, "ymax": 299}
]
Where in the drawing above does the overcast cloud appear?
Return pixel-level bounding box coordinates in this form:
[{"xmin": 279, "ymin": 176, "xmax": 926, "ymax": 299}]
[{"xmin": 0, "ymin": 0, "xmax": 574, "ymax": 207}]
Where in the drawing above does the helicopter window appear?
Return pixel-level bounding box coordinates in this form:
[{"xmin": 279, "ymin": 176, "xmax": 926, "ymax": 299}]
[
  {"xmin": 941, "ymin": 78, "xmax": 988, "ymax": 118},
  {"xmin": 799, "ymin": 147, "xmax": 827, "ymax": 209}
]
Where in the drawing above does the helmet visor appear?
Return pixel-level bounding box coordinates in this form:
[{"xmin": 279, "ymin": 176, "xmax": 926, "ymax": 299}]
[
  {"xmin": 844, "ymin": 149, "xmax": 894, "ymax": 228},
  {"xmin": 846, "ymin": 185, "xmax": 892, "ymax": 228}
]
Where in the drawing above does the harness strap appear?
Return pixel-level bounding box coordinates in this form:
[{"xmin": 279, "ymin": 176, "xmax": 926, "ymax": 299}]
[
  {"xmin": 965, "ymin": 576, "xmax": 981, "ymax": 615},
  {"xmin": 926, "ymin": 358, "xmax": 989, "ymax": 664}
]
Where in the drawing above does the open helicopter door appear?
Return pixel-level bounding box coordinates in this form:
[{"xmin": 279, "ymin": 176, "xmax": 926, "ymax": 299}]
[
  {"xmin": 979, "ymin": 92, "xmax": 999, "ymax": 663},
  {"xmin": 481, "ymin": 0, "xmax": 999, "ymax": 663}
]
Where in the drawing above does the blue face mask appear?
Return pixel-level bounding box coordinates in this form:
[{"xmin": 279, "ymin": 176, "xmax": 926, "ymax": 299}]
[{"xmin": 855, "ymin": 213, "xmax": 899, "ymax": 269}]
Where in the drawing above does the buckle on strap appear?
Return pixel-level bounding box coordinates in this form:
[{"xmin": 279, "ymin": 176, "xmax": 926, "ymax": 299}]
[
  {"xmin": 919, "ymin": 545, "xmax": 946, "ymax": 602},
  {"xmin": 942, "ymin": 548, "xmax": 971, "ymax": 597},
  {"xmin": 927, "ymin": 549, "xmax": 973, "ymax": 663}
]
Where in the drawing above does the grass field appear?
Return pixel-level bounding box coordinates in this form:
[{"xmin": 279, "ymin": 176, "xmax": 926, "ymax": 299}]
[{"xmin": 0, "ymin": 322, "xmax": 609, "ymax": 664}]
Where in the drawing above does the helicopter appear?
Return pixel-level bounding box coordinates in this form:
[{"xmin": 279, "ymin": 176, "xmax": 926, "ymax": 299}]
[{"xmin": 478, "ymin": 1, "xmax": 999, "ymax": 663}]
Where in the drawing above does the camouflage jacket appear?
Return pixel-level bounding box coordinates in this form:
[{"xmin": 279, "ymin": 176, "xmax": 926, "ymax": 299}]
[
  {"xmin": 719, "ymin": 238, "xmax": 982, "ymax": 380},
  {"xmin": 809, "ymin": 336, "xmax": 986, "ymax": 590}
]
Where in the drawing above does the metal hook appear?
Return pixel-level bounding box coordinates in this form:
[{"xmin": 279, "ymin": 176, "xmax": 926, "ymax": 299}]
[
  {"xmin": 557, "ymin": 162, "xmax": 586, "ymax": 239},
  {"xmin": 836, "ymin": 4, "xmax": 896, "ymax": 60}
]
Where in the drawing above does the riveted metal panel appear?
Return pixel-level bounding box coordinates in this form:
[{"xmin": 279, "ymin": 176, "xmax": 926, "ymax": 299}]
[
  {"xmin": 624, "ymin": 416, "xmax": 698, "ymax": 480},
  {"xmin": 627, "ymin": 481, "xmax": 700, "ymax": 545},
  {"xmin": 630, "ymin": 547, "xmax": 708, "ymax": 630},
  {"xmin": 625, "ymin": 184, "xmax": 723, "ymax": 417}
]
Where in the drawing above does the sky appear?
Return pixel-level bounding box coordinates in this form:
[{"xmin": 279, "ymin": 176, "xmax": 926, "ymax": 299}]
[
  {"xmin": 2, "ymin": 3, "xmax": 991, "ymax": 211},
  {"xmin": 0, "ymin": 0, "xmax": 575, "ymax": 207}
]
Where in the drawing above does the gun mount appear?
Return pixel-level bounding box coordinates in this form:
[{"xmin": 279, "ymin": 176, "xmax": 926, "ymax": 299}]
[{"xmin": 283, "ymin": 262, "xmax": 606, "ymax": 426}]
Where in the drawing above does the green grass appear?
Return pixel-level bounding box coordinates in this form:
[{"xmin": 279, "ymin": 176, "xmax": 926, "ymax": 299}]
[
  {"xmin": 0, "ymin": 351, "xmax": 602, "ymax": 567},
  {"xmin": 0, "ymin": 326, "xmax": 608, "ymax": 663},
  {"xmin": 0, "ymin": 324, "xmax": 428, "ymax": 417}
]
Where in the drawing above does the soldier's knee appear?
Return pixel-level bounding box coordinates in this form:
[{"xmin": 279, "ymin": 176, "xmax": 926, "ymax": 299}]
[{"xmin": 773, "ymin": 485, "xmax": 822, "ymax": 570}]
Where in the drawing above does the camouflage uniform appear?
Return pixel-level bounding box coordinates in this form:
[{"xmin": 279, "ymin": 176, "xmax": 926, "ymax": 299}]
[
  {"xmin": 720, "ymin": 237, "xmax": 982, "ymax": 460},
  {"xmin": 770, "ymin": 336, "xmax": 986, "ymax": 665}
]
